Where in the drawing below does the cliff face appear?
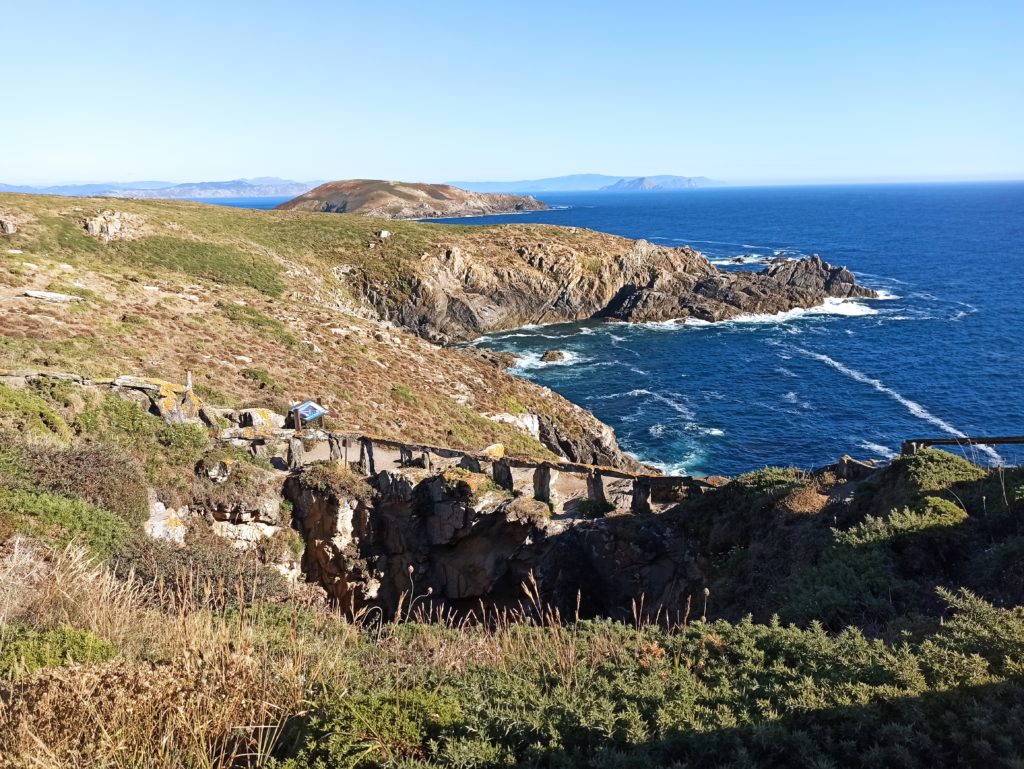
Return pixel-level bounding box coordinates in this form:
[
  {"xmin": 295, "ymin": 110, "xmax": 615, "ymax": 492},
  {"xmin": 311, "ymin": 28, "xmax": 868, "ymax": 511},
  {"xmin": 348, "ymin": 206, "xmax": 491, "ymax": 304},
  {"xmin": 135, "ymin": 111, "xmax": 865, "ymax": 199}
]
[
  {"xmin": 276, "ymin": 179, "xmax": 548, "ymax": 219},
  {"xmin": 286, "ymin": 465, "xmax": 704, "ymax": 619},
  {"xmin": 356, "ymin": 226, "xmax": 877, "ymax": 343}
]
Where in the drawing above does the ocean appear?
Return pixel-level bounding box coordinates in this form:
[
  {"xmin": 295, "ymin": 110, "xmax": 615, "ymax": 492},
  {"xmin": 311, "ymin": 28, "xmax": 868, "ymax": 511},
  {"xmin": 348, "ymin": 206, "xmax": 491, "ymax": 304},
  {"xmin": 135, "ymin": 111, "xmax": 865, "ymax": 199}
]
[{"xmin": 424, "ymin": 184, "xmax": 1024, "ymax": 476}]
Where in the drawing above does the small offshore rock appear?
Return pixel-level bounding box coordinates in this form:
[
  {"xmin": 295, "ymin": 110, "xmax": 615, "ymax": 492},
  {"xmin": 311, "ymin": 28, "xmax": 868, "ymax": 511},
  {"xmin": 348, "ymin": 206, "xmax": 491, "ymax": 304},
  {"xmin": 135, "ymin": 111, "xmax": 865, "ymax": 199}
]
[{"xmin": 540, "ymin": 349, "xmax": 566, "ymax": 363}]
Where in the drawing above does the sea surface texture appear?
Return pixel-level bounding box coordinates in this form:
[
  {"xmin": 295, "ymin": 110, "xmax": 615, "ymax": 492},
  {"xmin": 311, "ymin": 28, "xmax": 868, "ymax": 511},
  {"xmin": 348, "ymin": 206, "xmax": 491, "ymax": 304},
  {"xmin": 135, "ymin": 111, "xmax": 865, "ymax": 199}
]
[{"xmin": 429, "ymin": 184, "xmax": 1024, "ymax": 475}]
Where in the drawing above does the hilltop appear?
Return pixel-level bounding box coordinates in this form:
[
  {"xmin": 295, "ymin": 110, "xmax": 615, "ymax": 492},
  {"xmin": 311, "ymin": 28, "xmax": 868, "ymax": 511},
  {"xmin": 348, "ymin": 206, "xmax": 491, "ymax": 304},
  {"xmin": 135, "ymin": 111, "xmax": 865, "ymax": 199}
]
[{"xmin": 276, "ymin": 179, "xmax": 549, "ymax": 219}]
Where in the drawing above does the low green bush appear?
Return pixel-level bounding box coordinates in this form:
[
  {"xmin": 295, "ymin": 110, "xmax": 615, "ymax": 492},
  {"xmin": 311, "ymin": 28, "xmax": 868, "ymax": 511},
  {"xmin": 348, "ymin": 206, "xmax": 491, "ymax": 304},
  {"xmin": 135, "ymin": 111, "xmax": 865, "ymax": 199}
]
[
  {"xmin": 0, "ymin": 488, "xmax": 131, "ymax": 559},
  {"xmin": 0, "ymin": 624, "xmax": 117, "ymax": 676},
  {"xmin": 0, "ymin": 383, "xmax": 71, "ymax": 438}
]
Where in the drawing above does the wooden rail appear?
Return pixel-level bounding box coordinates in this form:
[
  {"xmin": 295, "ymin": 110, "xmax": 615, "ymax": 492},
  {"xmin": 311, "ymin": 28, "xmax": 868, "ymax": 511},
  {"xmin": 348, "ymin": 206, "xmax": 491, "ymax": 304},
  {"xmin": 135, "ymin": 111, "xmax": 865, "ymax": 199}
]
[{"xmin": 901, "ymin": 436, "xmax": 1024, "ymax": 455}]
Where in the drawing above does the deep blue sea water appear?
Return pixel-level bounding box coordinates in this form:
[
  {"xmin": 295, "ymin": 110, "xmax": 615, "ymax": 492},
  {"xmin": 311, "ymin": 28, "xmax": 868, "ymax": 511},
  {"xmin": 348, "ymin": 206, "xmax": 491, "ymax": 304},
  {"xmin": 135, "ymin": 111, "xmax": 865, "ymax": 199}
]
[
  {"xmin": 188, "ymin": 196, "xmax": 290, "ymax": 209},
  {"xmin": 428, "ymin": 184, "xmax": 1024, "ymax": 476}
]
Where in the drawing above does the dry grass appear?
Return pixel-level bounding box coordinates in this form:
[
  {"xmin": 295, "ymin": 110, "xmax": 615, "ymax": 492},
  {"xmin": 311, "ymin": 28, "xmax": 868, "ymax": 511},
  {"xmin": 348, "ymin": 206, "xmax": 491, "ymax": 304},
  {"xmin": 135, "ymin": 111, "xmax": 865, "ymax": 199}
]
[{"xmin": 0, "ymin": 544, "xmax": 355, "ymax": 768}]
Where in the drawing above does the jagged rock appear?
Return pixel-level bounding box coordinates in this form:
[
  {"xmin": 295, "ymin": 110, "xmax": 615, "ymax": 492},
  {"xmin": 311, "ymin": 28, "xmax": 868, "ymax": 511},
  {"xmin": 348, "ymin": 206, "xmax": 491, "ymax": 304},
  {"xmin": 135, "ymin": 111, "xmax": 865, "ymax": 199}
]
[
  {"xmin": 198, "ymin": 456, "xmax": 235, "ymax": 483},
  {"xmin": 110, "ymin": 375, "xmax": 205, "ymax": 424},
  {"xmin": 485, "ymin": 410, "xmax": 541, "ymax": 442},
  {"xmin": 83, "ymin": 210, "xmax": 146, "ymax": 242},
  {"xmin": 540, "ymin": 349, "xmax": 566, "ymax": 362},
  {"xmin": 285, "ymin": 461, "xmax": 707, "ymax": 620},
  {"xmin": 368, "ymin": 232, "xmax": 875, "ymax": 343},
  {"xmin": 195, "ymin": 464, "xmax": 285, "ymax": 528},
  {"xmin": 538, "ymin": 413, "xmax": 644, "ymax": 470}
]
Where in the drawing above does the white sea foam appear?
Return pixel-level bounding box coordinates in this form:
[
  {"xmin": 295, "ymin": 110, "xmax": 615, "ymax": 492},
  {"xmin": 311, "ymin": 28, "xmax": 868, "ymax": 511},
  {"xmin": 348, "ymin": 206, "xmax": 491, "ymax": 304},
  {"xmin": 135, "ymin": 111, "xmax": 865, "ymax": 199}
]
[
  {"xmin": 668, "ymin": 298, "xmax": 877, "ymax": 329},
  {"xmin": 797, "ymin": 347, "xmax": 1003, "ymax": 464},
  {"xmin": 858, "ymin": 441, "xmax": 898, "ymax": 460},
  {"xmin": 512, "ymin": 350, "xmax": 589, "ymax": 370},
  {"xmin": 871, "ymin": 289, "xmax": 901, "ymax": 301}
]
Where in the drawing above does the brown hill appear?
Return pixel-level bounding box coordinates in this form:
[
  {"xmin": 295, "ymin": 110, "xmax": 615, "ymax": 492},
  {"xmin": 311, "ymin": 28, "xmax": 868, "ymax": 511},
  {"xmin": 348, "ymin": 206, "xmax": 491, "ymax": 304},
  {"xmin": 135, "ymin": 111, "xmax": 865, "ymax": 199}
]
[{"xmin": 276, "ymin": 179, "xmax": 549, "ymax": 219}]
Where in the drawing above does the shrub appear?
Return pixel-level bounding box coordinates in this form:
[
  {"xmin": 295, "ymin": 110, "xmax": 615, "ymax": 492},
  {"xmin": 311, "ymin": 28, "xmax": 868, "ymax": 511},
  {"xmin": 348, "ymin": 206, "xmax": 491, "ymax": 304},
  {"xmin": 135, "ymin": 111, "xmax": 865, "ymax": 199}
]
[
  {"xmin": 0, "ymin": 383, "xmax": 71, "ymax": 438},
  {"xmin": 157, "ymin": 422, "xmax": 210, "ymax": 466},
  {"xmin": 298, "ymin": 462, "xmax": 371, "ymax": 500},
  {"xmin": 22, "ymin": 442, "xmax": 149, "ymax": 525},
  {"xmin": 390, "ymin": 384, "xmax": 418, "ymax": 406},
  {"xmin": 113, "ymin": 530, "xmax": 291, "ymax": 609},
  {"xmin": 75, "ymin": 392, "xmax": 160, "ymax": 448},
  {"xmin": 0, "ymin": 624, "xmax": 117, "ymax": 675},
  {"xmin": 0, "ymin": 488, "xmax": 131, "ymax": 559}
]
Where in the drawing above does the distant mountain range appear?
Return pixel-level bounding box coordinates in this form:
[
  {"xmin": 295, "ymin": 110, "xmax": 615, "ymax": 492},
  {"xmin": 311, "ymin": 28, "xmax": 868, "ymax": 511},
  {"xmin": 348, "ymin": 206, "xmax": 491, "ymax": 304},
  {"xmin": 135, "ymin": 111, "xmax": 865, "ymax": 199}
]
[
  {"xmin": 0, "ymin": 178, "xmax": 319, "ymax": 199},
  {"xmin": 449, "ymin": 174, "xmax": 717, "ymax": 193},
  {"xmin": 1, "ymin": 174, "xmax": 717, "ymax": 200}
]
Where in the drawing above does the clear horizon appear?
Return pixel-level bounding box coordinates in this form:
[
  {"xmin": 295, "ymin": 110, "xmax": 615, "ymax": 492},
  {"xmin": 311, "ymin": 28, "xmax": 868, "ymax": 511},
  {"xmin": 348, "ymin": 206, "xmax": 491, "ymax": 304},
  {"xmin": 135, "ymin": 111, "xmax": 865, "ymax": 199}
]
[{"xmin": 3, "ymin": 1, "xmax": 1022, "ymax": 186}]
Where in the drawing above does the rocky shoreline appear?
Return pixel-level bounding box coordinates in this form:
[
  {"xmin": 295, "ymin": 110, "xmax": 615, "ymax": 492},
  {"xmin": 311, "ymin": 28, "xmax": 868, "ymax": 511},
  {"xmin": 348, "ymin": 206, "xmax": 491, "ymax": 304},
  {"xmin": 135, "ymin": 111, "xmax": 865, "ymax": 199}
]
[{"xmin": 364, "ymin": 232, "xmax": 878, "ymax": 344}]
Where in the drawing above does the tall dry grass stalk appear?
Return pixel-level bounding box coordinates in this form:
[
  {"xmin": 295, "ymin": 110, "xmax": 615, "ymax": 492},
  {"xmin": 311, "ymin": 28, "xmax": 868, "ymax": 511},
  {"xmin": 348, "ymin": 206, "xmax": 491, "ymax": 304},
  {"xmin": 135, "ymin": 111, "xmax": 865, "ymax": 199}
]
[{"xmin": 0, "ymin": 544, "xmax": 358, "ymax": 769}]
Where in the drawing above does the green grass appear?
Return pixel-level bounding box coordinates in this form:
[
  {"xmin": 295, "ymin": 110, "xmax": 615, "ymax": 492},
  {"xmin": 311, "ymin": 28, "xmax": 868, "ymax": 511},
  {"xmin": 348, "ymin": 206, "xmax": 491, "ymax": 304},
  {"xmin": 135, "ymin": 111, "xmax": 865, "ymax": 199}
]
[
  {"xmin": 216, "ymin": 301, "xmax": 298, "ymax": 347},
  {"xmin": 0, "ymin": 383, "xmax": 71, "ymax": 438},
  {"xmin": 110, "ymin": 236, "xmax": 285, "ymax": 296},
  {"xmin": 0, "ymin": 487, "xmax": 132, "ymax": 559}
]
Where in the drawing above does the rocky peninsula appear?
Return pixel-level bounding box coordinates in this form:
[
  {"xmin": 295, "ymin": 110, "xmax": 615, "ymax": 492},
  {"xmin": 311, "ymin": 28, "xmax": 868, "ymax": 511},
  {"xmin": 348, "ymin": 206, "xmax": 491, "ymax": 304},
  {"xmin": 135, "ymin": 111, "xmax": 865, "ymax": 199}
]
[{"xmin": 276, "ymin": 179, "xmax": 549, "ymax": 219}]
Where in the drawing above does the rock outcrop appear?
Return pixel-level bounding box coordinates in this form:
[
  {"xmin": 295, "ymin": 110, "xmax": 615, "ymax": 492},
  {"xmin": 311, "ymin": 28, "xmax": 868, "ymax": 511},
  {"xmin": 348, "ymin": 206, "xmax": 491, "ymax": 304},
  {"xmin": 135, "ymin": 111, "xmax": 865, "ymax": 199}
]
[
  {"xmin": 286, "ymin": 463, "xmax": 706, "ymax": 619},
  {"xmin": 276, "ymin": 179, "xmax": 548, "ymax": 219},
  {"xmin": 367, "ymin": 232, "xmax": 878, "ymax": 343},
  {"xmin": 83, "ymin": 210, "xmax": 147, "ymax": 242}
]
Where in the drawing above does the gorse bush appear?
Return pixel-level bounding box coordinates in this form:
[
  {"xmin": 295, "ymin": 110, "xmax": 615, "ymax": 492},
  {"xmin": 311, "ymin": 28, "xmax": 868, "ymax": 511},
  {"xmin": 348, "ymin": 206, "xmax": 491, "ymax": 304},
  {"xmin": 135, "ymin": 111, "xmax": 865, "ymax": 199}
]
[{"xmin": 271, "ymin": 589, "xmax": 1024, "ymax": 769}]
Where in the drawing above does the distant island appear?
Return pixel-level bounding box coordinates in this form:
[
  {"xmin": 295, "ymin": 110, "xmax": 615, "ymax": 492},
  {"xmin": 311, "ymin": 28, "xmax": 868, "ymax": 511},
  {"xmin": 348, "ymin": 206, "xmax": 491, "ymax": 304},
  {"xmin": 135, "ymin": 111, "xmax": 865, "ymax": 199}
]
[
  {"xmin": 450, "ymin": 173, "xmax": 716, "ymax": 193},
  {"xmin": 0, "ymin": 177, "xmax": 318, "ymax": 199},
  {"xmin": 276, "ymin": 179, "xmax": 549, "ymax": 219}
]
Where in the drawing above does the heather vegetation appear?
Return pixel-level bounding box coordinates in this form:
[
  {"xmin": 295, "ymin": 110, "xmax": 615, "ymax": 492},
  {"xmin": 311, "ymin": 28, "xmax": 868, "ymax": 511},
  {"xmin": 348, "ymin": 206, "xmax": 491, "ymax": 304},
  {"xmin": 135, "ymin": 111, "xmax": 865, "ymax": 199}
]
[{"xmin": 0, "ymin": 385, "xmax": 1022, "ymax": 767}]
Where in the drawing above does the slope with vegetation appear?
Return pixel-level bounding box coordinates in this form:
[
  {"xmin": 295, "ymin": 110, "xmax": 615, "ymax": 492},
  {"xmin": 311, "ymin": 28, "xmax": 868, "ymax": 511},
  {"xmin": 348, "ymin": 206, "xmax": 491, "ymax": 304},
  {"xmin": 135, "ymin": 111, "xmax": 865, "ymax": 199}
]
[{"xmin": 0, "ymin": 192, "xmax": 1022, "ymax": 766}]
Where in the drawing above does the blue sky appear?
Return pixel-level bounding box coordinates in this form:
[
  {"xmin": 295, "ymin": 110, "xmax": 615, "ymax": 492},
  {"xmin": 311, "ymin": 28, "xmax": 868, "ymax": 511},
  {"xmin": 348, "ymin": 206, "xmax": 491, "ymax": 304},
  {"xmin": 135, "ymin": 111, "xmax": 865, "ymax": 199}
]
[{"xmin": 4, "ymin": 0, "xmax": 1022, "ymax": 185}]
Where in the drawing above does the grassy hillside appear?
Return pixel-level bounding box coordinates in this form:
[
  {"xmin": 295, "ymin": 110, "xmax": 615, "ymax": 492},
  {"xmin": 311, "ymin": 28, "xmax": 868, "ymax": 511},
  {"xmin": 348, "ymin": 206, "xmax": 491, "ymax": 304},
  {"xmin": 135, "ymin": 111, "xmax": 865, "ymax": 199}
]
[
  {"xmin": 0, "ymin": 193, "xmax": 628, "ymax": 457},
  {"xmin": 2, "ymin": 193, "xmax": 1023, "ymax": 767}
]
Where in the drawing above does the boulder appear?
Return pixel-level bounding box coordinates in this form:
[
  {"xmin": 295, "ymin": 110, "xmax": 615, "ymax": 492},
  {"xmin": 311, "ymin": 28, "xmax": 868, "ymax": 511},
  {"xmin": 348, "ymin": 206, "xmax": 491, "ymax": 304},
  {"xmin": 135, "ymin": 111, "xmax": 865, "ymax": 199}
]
[
  {"xmin": 540, "ymin": 349, "xmax": 566, "ymax": 363},
  {"xmin": 1, "ymin": 219, "xmax": 16, "ymax": 235},
  {"xmin": 239, "ymin": 408, "xmax": 287, "ymax": 429}
]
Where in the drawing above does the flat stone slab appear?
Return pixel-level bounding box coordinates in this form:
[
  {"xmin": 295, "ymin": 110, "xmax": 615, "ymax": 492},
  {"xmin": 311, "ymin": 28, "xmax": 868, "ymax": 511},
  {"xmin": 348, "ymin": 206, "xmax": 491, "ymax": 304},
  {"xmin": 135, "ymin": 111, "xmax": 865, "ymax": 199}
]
[{"xmin": 23, "ymin": 290, "xmax": 80, "ymax": 303}]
